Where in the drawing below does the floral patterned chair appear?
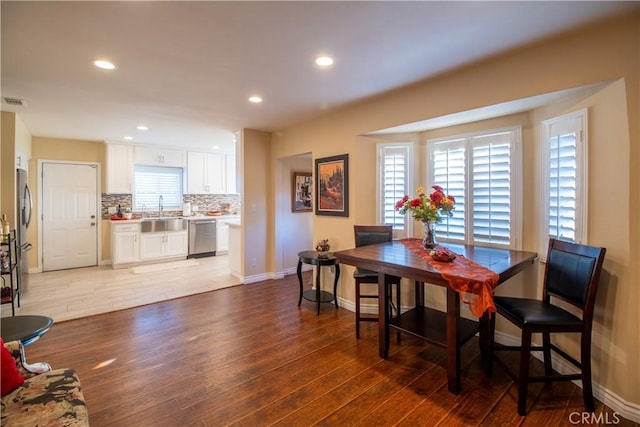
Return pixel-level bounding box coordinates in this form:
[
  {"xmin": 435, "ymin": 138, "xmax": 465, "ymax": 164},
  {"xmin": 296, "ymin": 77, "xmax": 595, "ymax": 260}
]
[{"xmin": 1, "ymin": 340, "xmax": 89, "ymax": 426}]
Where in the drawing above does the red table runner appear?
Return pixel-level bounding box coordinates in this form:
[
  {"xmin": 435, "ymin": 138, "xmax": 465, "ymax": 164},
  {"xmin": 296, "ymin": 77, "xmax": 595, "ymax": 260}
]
[{"xmin": 399, "ymin": 239, "xmax": 499, "ymax": 317}]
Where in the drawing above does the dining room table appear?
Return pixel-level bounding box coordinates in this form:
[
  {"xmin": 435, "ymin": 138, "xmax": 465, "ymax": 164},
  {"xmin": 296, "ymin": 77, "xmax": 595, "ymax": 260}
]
[{"xmin": 334, "ymin": 238, "xmax": 537, "ymax": 394}]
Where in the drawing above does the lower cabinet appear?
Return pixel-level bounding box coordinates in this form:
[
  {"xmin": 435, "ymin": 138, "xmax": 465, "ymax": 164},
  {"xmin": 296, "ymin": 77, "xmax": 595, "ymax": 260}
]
[
  {"xmin": 111, "ymin": 221, "xmax": 187, "ymax": 268},
  {"xmin": 216, "ymin": 216, "xmax": 239, "ymax": 255},
  {"xmin": 140, "ymin": 231, "xmax": 188, "ymax": 260},
  {"xmin": 111, "ymin": 223, "xmax": 140, "ymax": 267}
]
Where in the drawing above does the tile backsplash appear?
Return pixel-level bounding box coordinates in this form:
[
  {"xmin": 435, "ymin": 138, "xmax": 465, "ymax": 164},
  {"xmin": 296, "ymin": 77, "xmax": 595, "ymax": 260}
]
[{"xmin": 101, "ymin": 194, "xmax": 241, "ymax": 219}]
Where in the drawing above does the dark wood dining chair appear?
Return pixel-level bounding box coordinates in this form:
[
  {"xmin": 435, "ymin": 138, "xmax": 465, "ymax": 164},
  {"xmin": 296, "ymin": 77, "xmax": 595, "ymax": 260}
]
[
  {"xmin": 487, "ymin": 238, "xmax": 606, "ymax": 415},
  {"xmin": 353, "ymin": 225, "xmax": 401, "ymax": 339}
]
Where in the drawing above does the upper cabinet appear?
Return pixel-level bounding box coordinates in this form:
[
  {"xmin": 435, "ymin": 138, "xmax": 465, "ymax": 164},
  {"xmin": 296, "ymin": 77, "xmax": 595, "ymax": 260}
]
[
  {"xmin": 106, "ymin": 143, "xmax": 134, "ymax": 194},
  {"xmin": 134, "ymin": 146, "xmax": 186, "ymax": 168},
  {"xmin": 15, "ymin": 151, "xmax": 29, "ymax": 173},
  {"xmin": 105, "ymin": 143, "xmax": 235, "ymax": 195},
  {"xmin": 187, "ymin": 151, "xmax": 225, "ymax": 194},
  {"xmin": 225, "ymin": 153, "xmax": 236, "ymax": 194}
]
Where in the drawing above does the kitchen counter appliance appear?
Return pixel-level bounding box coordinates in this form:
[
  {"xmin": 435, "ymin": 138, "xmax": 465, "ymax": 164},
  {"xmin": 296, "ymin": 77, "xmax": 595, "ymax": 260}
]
[{"xmin": 188, "ymin": 218, "xmax": 217, "ymax": 258}]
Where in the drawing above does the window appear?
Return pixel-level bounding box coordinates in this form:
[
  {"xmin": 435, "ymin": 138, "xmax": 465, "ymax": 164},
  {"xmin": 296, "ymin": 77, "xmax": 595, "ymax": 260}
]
[
  {"xmin": 427, "ymin": 127, "xmax": 522, "ymax": 249},
  {"xmin": 133, "ymin": 165, "xmax": 183, "ymax": 212},
  {"xmin": 541, "ymin": 109, "xmax": 587, "ymax": 246},
  {"xmin": 377, "ymin": 143, "xmax": 412, "ymax": 239}
]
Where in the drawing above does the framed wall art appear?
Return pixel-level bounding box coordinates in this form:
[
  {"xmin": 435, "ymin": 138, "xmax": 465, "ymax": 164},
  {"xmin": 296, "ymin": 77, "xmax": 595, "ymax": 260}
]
[
  {"xmin": 292, "ymin": 172, "xmax": 312, "ymax": 212},
  {"xmin": 315, "ymin": 153, "xmax": 349, "ymax": 217}
]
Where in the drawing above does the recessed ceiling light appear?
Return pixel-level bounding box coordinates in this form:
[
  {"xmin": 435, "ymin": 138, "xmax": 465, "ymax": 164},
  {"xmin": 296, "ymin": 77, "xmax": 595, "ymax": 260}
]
[
  {"xmin": 93, "ymin": 59, "xmax": 116, "ymax": 70},
  {"xmin": 123, "ymin": 136, "xmax": 133, "ymax": 140},
  {"xmin": 315, "ymin": 56, "xmax": 334, "ymax": 67},
  {"xmin": 212, "ymin": 145, "xmax": 219, "ymax": 150},
  {"xmin": 248, "ymin": 96, "xmax": 262, "ymax": 103},
  {"xmin": 136, "ymin": 125, "xmax": 149, "ymax": 131}
]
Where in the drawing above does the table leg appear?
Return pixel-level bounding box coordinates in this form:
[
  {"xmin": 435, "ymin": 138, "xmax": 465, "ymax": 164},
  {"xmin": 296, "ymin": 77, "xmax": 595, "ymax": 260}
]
[
  {"xmin": 379, "ymin": 273, "xmax": 390, "ymax": 359},
  {"xmin": 479, "ymin": 311, "xmax": 490, "ymax": 365},
  {"xmin": 332, "ymin": 264, "xmax": 340, "ymax": 308},
  {"xmin": 315, "ymin": 264, "xmax": 322, "ymax": 315},
  {"xmin": 415, "ymin": 281, "xmax": 424, "ymax": 308},
  {"xmin": 296, "ymin": 258, "xmax": 303, "ymax": 306},
  {"xmin": 446, "ymin": 287, "xmax": 461, "ymax": 394}
]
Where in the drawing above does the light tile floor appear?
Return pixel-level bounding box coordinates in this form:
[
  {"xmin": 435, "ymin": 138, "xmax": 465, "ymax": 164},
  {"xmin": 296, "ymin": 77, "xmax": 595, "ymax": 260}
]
[{"xmin": 0, "ymin": 255, "xmax": 240, "ymax": 322}]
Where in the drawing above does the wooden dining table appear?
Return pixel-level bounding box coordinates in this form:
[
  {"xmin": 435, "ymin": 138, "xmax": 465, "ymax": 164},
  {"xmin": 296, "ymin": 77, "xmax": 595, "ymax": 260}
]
[{"xmin": 334, "ymin": 239, "xmax": 537, "ymax": 394}]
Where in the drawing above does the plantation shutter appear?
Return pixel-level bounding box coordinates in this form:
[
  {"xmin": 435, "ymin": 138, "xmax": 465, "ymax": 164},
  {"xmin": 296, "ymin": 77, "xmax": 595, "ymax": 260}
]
[
  {"xmin": 431, "ymin": 139, "xmax": 466, "ymax": 240},
  {"xmin": 428, "ymin": 126, "xmax": 521, "ymax": 249},
  {"xmin": 544, "ymin": 114, "xmax": 585, "ymax": 243},
  {"xmin": 134, "ymin": 165, "xmax": 183, "ymax": 211},
  {"xmin": 380, "ymin": 145, "xmax": 409, "ymax": 233},
  {"xmin": 471, "ymin": 132, "xmax": 512, "ymax": 245}
]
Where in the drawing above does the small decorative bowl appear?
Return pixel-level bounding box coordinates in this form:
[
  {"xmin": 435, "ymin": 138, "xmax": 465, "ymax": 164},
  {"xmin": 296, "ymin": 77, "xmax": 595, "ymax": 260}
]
[{"xmin": 429, "ymin": 248, "xmax": 456, "ymax": 262}]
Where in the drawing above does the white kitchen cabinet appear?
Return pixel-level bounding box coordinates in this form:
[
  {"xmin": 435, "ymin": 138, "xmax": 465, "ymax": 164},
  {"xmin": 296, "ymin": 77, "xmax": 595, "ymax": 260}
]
[
  {"xmin": 111, "ymin": 222, "xmax": 140, "ymax": 267},
  {"xmin": 225, "ymin": 153, "xmax": 236, "ymax": 193},
  {"xmin": 140, "ymin": 231, "xmax": 188, "ymax": 260},
  {"xmin": 187, "ymin": 151, "xmax": 225, "ymax": 194},
  {"xmin": 106, "ymin": 143, "xmax": 134, "ymax": 193},
  {"xmin": 216, "ymin": 216, "xmax": 239, "ymax": 254},
  {"xmin": 165, "ymin": 231, "xmax": 189, "ymax": 257},
  {"xmin": 135, "ymin": 146, "xmax": 186, "ymax": 167},
  {"xmin": 15, "ymin": 151, "xmax": 29, "ymax": 173}
]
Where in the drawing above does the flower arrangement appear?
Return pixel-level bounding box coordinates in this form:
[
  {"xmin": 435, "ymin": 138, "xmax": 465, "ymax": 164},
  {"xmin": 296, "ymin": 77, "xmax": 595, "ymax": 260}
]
[
  {"xmin": 315, "ymin": 239, "xmax": 330, "ymax": 252},
  {"xmin": 395, "ymin": 185, "xmax": 456, "ymax": 223}
]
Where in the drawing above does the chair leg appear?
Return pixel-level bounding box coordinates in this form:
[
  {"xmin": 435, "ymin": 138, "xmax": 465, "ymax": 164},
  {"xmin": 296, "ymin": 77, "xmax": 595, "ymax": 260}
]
[
  {"xmin": 518, "ymin": 330, "xmax": 532, "ymax": 416},
  {"xmin": 542, "ymin": 332, "xmax": 553, "ymax": 376},
  {"xmin": 355, "ymin": 279, "xmax": 361, "ymax": 339},
  {"xmin": 581, "ymin": 333, "xmax": 595, "ymax": 412}
]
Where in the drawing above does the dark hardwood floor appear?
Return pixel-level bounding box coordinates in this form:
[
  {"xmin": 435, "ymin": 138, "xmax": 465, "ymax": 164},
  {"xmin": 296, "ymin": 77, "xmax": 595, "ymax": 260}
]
[{"xmin": 24, "ymin": 272, "xmax": 635, "ymax": 427}]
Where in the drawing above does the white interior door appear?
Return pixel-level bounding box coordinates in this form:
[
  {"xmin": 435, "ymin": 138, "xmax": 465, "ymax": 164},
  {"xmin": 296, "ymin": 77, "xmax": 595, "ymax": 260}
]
[{"xmin": 42, "ymin": 162, "xmax": 98, "ymax": 271}]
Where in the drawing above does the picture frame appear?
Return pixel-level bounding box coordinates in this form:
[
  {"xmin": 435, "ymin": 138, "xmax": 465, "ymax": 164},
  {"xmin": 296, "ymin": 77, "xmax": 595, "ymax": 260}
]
[
  {"xmin": 292, "ymin": 172, "xmax": 312, "ymax": 212},
  {"xmin": 315, "ymin": 153, "xmax": 349, "ymax": 217}
]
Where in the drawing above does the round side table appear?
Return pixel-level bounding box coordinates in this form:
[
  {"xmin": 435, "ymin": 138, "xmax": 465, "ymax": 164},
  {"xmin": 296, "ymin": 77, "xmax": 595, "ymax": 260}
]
[
  {"xmin": 297, "ymin": 251, "xmax": 341, "ymax": 315},
  {"xmin": 1, "ymin": 315, "xmax": 54, "ymax": 346}
]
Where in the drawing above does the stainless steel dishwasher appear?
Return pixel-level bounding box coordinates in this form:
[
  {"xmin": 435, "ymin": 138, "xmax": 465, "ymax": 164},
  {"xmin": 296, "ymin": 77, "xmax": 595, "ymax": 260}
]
[{"xmin": 188, "ymin": 218, "xmax": 217, "ymax": 258}]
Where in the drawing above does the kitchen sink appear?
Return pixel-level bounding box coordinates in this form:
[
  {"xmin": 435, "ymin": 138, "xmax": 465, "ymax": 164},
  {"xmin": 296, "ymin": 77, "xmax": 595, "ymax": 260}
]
[{"xmin": 140, "ymin": 217, "xmax": 188, "ymax": 233}]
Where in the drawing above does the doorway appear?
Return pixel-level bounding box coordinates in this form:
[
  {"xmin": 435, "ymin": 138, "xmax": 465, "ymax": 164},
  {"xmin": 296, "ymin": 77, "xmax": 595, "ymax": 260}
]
[{"xmin": 41, "ymin": 162, "xmax": 99, "ymax": 271}]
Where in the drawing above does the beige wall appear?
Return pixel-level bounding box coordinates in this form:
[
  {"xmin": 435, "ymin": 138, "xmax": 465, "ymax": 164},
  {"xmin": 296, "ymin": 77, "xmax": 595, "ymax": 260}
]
[
  {"xmin": 0, "ymin": 112, "xmax": 32, "ymax": 228},
  {"xmin": 1, "ymin": 112, "xmax": 18, "ymax": 226},
  {"xmin": 267, "ymin": 13, "xmax": 639, "ymax": 408},
  {"xmin": 240, "ymin": 129, "xmax": 271, "ymax": 280}
]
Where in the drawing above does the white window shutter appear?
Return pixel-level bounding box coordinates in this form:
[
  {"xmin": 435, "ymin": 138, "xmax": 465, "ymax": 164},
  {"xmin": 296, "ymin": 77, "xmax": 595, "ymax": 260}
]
[
  {"xmin": 134, "ymin": 165, "xmax": 184, "ymax": 211},
  {"xmin": 471, "ymin": 132, "xmax": 512, "ymax": 245},
  {"xmin": 431, "ymin": 139, "xmax": 466, "ymax": 241},
  {"xmin": 428, "ymin": 126, "xmax": 522, "ymax": 249},
  {"xmin": 378, "ymin": 144, "xmax": 411, "ymax": 239},
  {"xmin": 542, "ymin": 109, "xmax": 587, "ymax": 247}
]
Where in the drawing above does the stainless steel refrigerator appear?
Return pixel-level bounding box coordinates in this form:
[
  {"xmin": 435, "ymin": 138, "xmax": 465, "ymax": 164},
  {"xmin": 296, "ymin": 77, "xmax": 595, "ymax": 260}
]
[{"xmin": 16, "ymin": 168, "xmax": 33, "ymax": 293}]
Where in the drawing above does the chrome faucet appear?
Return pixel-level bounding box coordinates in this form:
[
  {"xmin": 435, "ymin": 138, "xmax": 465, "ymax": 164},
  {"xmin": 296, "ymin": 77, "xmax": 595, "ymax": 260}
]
[
  {"xmin": 141, "ymin": 204, "xmax": 146, "ymax": 219},
  {"xmin": 158, "ymin": 195, "xmax": 163, "ymax": 217}
]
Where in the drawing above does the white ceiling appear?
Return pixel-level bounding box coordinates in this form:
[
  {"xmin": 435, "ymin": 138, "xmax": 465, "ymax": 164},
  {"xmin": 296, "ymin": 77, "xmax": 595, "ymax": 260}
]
[{"xmin": 1, "ymin": 1, "xmax": 636, "ymax": 151}]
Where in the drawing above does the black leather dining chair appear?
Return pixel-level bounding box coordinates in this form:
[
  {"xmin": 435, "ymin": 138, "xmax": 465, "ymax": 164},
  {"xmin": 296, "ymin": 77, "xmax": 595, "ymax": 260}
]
[
  {"xmin": 487, "ymin": 238, "xmax": 606, "ymax": 415},
  {"xmin": 353, "ymin": 225, "xmax": 401, "ymax": 339}
]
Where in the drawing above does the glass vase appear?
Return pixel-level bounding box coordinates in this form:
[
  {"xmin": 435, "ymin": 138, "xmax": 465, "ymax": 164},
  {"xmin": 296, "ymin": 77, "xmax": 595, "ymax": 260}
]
[{"xmin": 422, "ymin": 221, "xmax": 437, "ymax": 249}]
